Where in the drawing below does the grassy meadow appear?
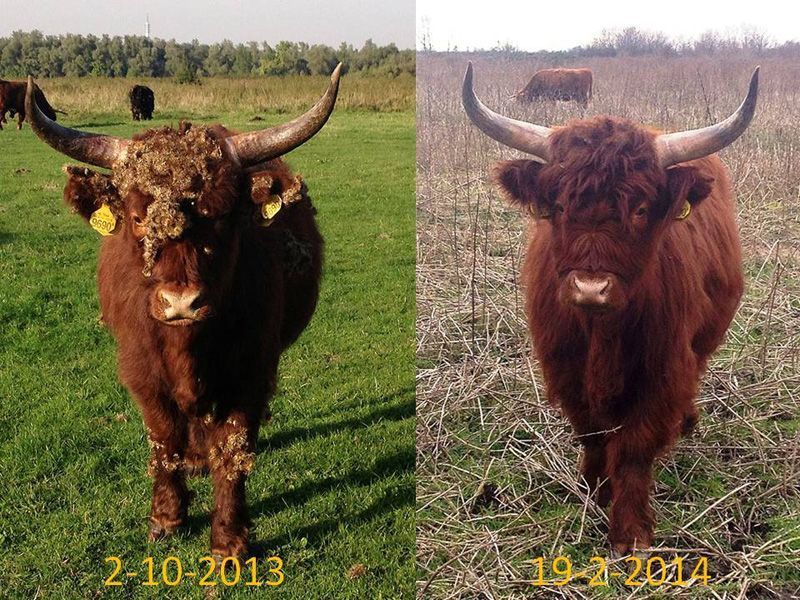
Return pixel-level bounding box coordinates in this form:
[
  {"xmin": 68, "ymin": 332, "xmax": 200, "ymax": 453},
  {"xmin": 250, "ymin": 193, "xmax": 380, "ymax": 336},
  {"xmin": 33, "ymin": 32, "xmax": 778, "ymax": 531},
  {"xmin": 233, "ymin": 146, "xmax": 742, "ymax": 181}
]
[
  {"xmin": 0, "ymin": 76, "xmax": 415, "ymax": 598},
  {"xmin": 32, "ymin": 72, "xmax": 415, "ymax": 118},
  {"xmin": 416, "ymin": 54, "xmax": 800, "ymax": 598}
]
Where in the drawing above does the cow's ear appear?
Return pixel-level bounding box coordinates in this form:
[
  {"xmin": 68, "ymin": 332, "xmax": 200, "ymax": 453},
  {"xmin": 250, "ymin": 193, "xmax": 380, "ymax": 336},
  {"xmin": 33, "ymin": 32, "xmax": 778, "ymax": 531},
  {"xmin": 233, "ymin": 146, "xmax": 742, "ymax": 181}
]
[
  {"xmin": 248, "ymin": 169, "xmax": 305, "ymax": 206},
  {"xmin": 63, "ymin": 165, "xmax": 121, "ymax": 222},
  {"xmin": 248, "ymin": 171, "xmax": 275, "ymax": 205},
  {"xmin": 491, "ymin": 160, "xmax": 548, "ymax": 217},
  {"xmin": 664, "ymin": 165, "xmax": 714, "ymax": 217}
]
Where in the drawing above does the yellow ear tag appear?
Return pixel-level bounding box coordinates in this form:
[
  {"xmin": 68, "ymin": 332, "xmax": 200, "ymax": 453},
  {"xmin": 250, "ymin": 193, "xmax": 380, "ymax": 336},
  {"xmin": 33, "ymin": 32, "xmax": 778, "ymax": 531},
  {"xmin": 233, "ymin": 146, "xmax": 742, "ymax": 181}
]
[
  {"xmin": 260, "ymin": 195, "xmax": 283, "ymax": 225},
  {"xmin": 89, "ymin": 204, "xmax": 118, "ymax": 236},
  {"xmin": 675, "ymin": 201, "xmax": 691, "ymax": 220}
]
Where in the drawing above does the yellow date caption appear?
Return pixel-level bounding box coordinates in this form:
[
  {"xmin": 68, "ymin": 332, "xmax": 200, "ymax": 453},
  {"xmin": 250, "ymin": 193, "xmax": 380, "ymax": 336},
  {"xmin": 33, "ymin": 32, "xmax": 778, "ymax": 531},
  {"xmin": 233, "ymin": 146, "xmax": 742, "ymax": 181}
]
[
  {"xmin": 104, "ymin": 555, "xmax": 284, "ymax": 587},
  {"xmin": 531, "ymin": 556, "xmax": 709, "ymax": 587}
]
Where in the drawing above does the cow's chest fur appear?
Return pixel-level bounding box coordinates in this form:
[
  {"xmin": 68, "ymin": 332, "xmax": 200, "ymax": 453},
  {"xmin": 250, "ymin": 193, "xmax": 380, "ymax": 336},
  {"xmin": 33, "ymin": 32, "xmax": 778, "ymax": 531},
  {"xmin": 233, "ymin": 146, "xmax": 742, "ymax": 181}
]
[{"xmin": 564, "ymin": 317, "xmax": 648, "ymax": 414}]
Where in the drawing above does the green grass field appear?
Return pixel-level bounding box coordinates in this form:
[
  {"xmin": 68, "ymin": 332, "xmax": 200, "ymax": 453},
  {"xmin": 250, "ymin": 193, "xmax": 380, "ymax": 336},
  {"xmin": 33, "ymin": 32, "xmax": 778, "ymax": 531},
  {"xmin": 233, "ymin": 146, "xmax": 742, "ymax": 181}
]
[{"xmin": 0, "ymin": 94, "xmax": 415, "ymax": 597}]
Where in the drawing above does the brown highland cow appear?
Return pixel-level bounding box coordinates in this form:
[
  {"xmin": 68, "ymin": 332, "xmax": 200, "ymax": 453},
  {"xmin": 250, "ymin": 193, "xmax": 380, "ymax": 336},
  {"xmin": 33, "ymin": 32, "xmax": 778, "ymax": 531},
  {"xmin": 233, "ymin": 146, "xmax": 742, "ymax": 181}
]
[
  {"xmin": 0, "ymin": 78, "xmax": 59, "ymax": 129},
  {"xmin": 24, "ymin": 65, "xmax": 341, "ymax": 558},
  {"xmin": 464, "ymin": 62, "xmax": 758, "ymax": 554},
  {"xmin": 514, "ymin": 67, "xmax": 593, "ymax": 107}
]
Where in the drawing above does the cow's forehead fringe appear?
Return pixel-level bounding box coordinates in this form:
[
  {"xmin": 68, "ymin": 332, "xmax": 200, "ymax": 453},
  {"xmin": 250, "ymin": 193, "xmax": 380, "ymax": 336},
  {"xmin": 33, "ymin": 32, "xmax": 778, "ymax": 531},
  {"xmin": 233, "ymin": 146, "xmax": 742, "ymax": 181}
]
[
  {"xmin": 112, "ymin": 125, "xmax": 228, "ymax": 204},
  {"xmin": 110, "ymin": 124, "xmax": 236, "ymax": 277},
  {"xmin": 545, "ymin": 117, "xmax": 662, "ymax": 207},
  {"xmin": 550, "ymin": 117, "xmax": 659, "ymax": 169}
]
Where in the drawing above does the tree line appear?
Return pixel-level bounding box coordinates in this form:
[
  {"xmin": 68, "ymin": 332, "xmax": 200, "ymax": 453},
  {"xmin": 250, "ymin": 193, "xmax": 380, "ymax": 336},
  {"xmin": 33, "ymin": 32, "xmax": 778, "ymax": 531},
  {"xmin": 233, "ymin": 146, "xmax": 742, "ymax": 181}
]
[
  {"xmin": 574, "ymin": 27, "xmax": 798, "ymax": 58},
  {"xmin": 0, "ymin": 31, "xmax": 415, "ymax": 81},
  {"xmin": 424, "ymin": 26, "xmax": 799, "ymax": 59}
]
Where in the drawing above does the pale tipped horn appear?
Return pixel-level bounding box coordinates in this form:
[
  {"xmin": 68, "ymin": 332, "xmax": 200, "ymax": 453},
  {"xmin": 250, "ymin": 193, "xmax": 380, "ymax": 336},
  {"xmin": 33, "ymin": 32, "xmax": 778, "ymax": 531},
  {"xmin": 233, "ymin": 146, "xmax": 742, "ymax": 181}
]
[
  {"xmin": 462, "ymin": 62, "xmax": 552, "ymax": 162},
  {"xmin": 25, "ymin": 76, "xmax": 128, "ymax": 169},
  {"xmin": 656, "ymin": 67, "xmax": 759, "ymax": 168},
  {"xmin": 226, "ymin": 63, "xmax": 343, "ymax": 167}
]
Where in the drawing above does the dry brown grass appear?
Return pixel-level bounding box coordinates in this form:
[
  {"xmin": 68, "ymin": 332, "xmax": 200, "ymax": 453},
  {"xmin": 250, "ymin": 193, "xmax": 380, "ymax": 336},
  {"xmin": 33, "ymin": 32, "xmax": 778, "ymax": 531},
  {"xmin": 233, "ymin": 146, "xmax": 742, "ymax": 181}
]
[
  {"xmin": 416, "ymin": 53, "xmax": 800, "ymax": 599},
  {"xmin": 34, "ymin": 73, "xmax": 415, "ymax": 117}
]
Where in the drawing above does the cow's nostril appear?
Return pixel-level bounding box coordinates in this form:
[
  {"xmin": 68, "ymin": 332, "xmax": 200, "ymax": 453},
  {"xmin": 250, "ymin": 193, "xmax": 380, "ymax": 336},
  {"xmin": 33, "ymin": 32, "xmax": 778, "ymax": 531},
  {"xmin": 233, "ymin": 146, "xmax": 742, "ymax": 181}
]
[
  {"xmin": 189, "ymin": 292, "xmax": 206, "ymax": 311},
  {"xmin": 159, "ymin": 290, "xmax": 174, "ymax": 308}
]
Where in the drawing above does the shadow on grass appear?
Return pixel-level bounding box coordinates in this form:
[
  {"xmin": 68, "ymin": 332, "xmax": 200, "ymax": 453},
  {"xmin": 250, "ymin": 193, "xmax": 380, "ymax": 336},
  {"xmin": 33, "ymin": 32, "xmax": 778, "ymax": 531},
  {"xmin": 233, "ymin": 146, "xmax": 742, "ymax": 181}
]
[
  {"xmin": 254, "ymin": 444, "xmax": 414, "ymax": 516},
  {"xmin": 178, "ymin": 388, "xmax": 414, "ymax": 544},
  {"xmin": 179, "ymin": 445, "xmax": 414, "ymax": 544},
  {"xmin": 0, "ymin": 230, "xmax": 15, "ymax": 245},
  {"xmin": 259, "ymin": 386, "xmax": 415, "ymax": 453},
  {"xmin": 182, "ymin": 510, "xmax": 210, "ymax": 538},
  {"xmin": 250, "ymin": 476, "xmax": 414, "ymax": 559}
]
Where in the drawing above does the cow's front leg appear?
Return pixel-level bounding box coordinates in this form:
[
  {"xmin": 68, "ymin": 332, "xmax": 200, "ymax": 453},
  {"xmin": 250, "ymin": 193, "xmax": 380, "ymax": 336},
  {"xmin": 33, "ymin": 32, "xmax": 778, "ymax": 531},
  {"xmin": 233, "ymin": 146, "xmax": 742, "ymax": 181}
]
[
  {"xmin": 604, "ymin": 430, "xmax": 665, "ymax": 555},
  {"xmin": 207, "ymin": 409, "xmax": 259, "ymax": 558},
  {"xmin": 141, "ymin": 403, "xmax": 191, "ymax": 541},
  {"xmin": 562, "ymin": 401, "xmax": 611, "ymax": 507},
  {"xmin": 579, "ymin": 439, "xmax": 611, "ymax": 507},
  {"xmin": 681, "ymin": 405, "xmax": 699, "ymax": 437}
]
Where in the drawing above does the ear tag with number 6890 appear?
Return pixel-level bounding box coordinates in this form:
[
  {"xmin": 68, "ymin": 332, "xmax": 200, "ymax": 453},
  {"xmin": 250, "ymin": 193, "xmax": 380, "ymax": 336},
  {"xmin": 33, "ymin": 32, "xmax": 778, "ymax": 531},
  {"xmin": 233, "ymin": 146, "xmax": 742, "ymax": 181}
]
[
  {"xmin": 89, "ymin": 204, "xmax": 118, "ymax": 236},
  {"xmin": 260, "ymin": 195, "xmax": 283, "ymax": 226}
]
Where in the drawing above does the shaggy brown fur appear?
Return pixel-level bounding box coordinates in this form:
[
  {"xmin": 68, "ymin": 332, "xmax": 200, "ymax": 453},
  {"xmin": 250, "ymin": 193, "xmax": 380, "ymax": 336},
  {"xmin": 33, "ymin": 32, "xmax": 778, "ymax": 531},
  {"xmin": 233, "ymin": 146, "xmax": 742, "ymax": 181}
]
[
  {"xmin": 514, "ymin": 68, "xmax": 593, "ymax": 107},
  {"xmin": 61, "ymin": 123, "xmax": 323, "ymax": 557},
  {"xmin": 0, "ymin": 79, "xmax": 57, "ymax": 130},
  {"xmin": 493, "ymin": 116, "xmax": 744, "ymax": 554}
]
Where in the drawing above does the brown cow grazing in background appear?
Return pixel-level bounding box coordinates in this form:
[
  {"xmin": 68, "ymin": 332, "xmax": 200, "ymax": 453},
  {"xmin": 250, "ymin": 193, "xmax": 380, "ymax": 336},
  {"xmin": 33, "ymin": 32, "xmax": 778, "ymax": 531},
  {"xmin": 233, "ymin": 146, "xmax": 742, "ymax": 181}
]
[
  {"xmin": 514, "ymin": 68, "xmax": 593, "ymax": 107},
  {"xmin": 25, "ymin": 65, "xmax": 341, "ymax": 558},
  {"xmin": 464, "ymin": 63, "xmax": 758, "ymax": 554},
  {"xmin": 0, "ymin": 79, "xmax": 59, "ymax": 129}
]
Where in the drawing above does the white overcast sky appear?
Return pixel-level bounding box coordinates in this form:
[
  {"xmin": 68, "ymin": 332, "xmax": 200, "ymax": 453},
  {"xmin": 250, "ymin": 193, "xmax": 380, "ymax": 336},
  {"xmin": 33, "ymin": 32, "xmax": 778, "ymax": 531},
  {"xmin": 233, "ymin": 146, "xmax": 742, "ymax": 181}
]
[
  {"xmin": 417, "ymin": 0, "xmax": 799, "ymax": 51},
  {"xmin": 0, "ymin": 0, "xmax": 415, "ymax": 48}
]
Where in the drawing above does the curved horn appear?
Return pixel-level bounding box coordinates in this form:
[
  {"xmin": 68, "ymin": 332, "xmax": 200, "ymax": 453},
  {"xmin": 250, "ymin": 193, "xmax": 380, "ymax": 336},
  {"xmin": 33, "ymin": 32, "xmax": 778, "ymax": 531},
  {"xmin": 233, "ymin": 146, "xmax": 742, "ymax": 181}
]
[
  {"xmin": 656, "ymin": 67, "xmax": 759, "ymax": 168},
  {"xmin": 227, "ymin": 63, "xmax": 342, "ymax": 166},
  {"xmin": 462, "ymin": 62, "xmax": 552, "ymax": 162},
  {"xmin": 25, "ymin": 76, "xmax": 128, "ymax": 169}
]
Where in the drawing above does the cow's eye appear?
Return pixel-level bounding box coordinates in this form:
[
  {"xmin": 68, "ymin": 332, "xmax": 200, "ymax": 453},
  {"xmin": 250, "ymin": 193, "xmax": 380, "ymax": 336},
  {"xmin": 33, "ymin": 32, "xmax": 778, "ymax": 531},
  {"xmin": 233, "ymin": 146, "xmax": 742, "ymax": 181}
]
[
  {"xmin": 554, "ymin": 203, "xmax": 565, "ymax": 214},
  {"xmin": 635, "ymin": 205, "xmax": 648, "ymax": 216},
  {"xmin": 131, "ymin": 215, "xmax": 146, "ymax": 241}
]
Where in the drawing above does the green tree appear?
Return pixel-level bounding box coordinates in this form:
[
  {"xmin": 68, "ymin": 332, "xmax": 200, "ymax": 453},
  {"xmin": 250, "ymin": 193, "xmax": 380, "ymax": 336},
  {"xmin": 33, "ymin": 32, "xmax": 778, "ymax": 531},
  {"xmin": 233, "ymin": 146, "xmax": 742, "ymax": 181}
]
[{"xmin": 306, "ymin": 44, "xmax": 338, "ymax": 75}]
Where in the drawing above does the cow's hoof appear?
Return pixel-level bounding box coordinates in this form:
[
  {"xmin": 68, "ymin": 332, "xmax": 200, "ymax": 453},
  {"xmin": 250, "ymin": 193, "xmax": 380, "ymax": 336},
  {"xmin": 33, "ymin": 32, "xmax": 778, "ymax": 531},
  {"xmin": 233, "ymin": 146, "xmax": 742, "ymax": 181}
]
[
  {"xmin": 211, "ymin": 530, "xmax": 249, "ymax": 560},
  {"xmin": 210, "ymin": 543, "xmax": 249, "ymax": 562},
  {"xmin": 610, "ymin": 543, "xmax": 652, "ymax": 560},
  {"xmin": 148, "ymin": 518, "xmax": 182, "ymax": 541}
]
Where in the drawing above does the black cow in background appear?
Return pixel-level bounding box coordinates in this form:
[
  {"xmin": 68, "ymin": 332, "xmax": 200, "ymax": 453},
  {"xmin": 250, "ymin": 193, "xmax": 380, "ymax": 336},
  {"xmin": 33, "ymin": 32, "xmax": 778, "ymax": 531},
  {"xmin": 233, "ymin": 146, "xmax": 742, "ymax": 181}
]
[{"xmin": 129, "ymin": 85, "xmax": 155, "ymax": 121}]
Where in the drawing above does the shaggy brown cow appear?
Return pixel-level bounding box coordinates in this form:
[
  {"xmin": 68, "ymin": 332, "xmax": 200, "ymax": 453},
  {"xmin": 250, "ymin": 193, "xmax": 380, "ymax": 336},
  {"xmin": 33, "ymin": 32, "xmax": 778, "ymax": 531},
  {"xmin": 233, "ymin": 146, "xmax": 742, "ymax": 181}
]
[
  {"xmin": 0, "ymin": 79, "xmax": 58, "ymax": 129},
  {"xmin": 514, "ymin": 68, "xmax": 593, "ymax": 107},
  {"xmin": 464, "ymin": 63, "xmax": 758, "ymax": 554},
  {"xmin": 25, "ymin": 65, "xmax": 341, "ymax": 558}
]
